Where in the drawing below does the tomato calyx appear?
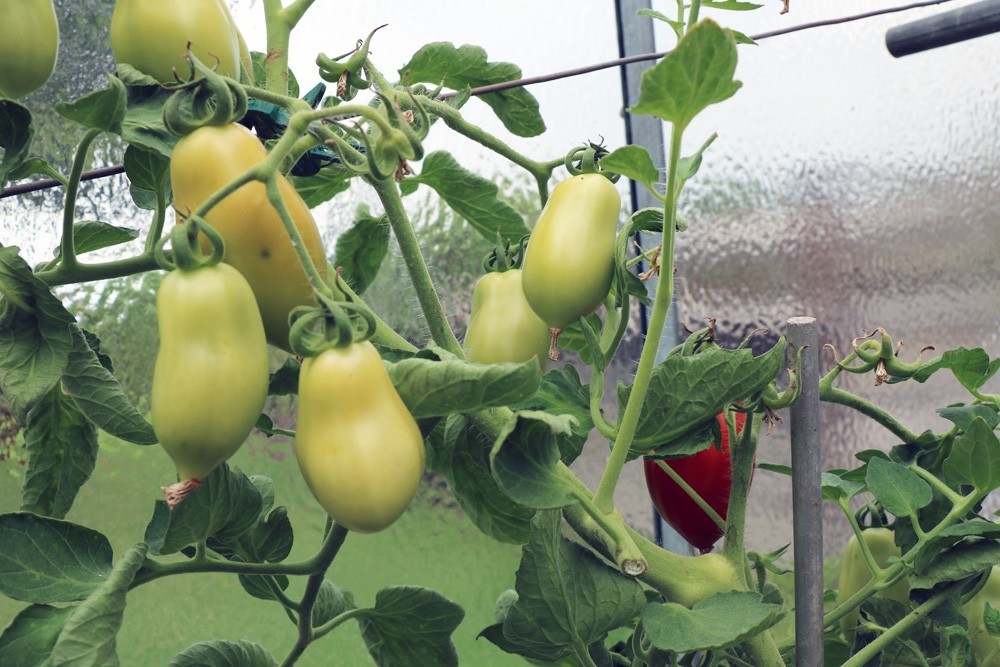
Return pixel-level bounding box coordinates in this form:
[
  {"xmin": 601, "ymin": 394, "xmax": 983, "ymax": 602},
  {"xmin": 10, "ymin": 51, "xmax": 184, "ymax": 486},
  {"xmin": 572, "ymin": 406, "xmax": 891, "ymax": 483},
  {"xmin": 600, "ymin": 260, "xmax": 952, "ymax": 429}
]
[
  {"xmin": 155, "ymin": 216, "xmax": 225, "ymax": 273},
  {"xmin": 289, "ymin": 290, "xmax": 377, "ymax": 357},
  {"xmin": 316, "ymin": 24, "xmax": 387, "ymax": 100},
  {"xmin": 162, "ymin": 48, "xmax": 249, "ymax": 136}
]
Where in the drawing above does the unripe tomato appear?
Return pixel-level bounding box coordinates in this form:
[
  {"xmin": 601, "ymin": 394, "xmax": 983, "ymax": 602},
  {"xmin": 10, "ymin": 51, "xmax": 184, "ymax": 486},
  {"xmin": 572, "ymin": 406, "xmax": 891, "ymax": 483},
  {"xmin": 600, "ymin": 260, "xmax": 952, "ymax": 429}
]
[
  {"xmin": 295, "ymin": 341, "xmax": 425, "ymax": 533},
  {"xmin": 963, "ymin": 565, "xmax": 1000, "ymax": 666},
  {"xmin": 151, "ymin": 262, "xmax": 269, "ymax": 483},
  {"xmin": 110, "ymin": 0, "xmax": 239, "ymax": 83},
  {"xmin": 0, "ymin": 0, "xmax": 59, "ymax": 99},
  {"xmin": 644, "ymin": 413, "xmax": 746, "ymax": 554},
  {"xmin": 836, "ymin": 527, "xmax": 910, "ymax": 644},
  {"xmin": 464, "ymin": 269, "xmax": 550, "ymax": 371},
  {"xmin": 521, "ymin": 173, "xmax": 620, "ymax": 330},
  {"xmin": 169, "ymin": 123, "xmax": 328, "ymax": 350}
]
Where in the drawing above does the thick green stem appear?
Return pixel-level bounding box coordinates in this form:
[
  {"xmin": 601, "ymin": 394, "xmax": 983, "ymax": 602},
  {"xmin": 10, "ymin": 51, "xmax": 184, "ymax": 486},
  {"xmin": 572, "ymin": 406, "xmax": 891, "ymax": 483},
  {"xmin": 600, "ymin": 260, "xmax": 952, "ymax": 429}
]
[
  {"xmin": 58, "ymin": 128, "xmax": 102, "ymax": 270},
  {"xmin": 589, "ymin": 369, "xmax": 618, "ymax": 439},
  {"xmin": 310, "ymin": 607, "xmax": 367, "ymax": 641},
  {"xmin": 262, "ymin": 0, "xmax": 318, "ymax": 97},
  {"xmin": 38, "ymin": 253, "xmax": 161, "ymax": 287},
  {"xmin": 591, "ymin": 124, "xmax": 683, "ymax": 513},
  {"xmin": 280, "ymin": 524, "xmax": 349, "ymax": 667},
  {"xmin": 264, "ymin": 175, "xmax": 328, "ymax": 294},
  {"xmin": 143, "ymin": 176, "xmax": 169, "ymax": 255},
  {"xmin": 367, "ymin": 176, "xmax": 463, "ymax": 356},
  {"xmin": 722, "ymin": 414, "xmax": 762, "ymax": 579},
  {"xmin": 819, "ymin": 377, "xmax": 918, "ymax": 444}
]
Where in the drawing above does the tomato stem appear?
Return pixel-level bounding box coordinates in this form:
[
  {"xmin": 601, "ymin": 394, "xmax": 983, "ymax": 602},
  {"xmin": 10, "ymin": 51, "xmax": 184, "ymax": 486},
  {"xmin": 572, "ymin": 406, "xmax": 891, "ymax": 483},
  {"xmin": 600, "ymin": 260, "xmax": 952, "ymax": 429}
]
[{"xmin": 58, "ymin": 128, "xmax": 102, "ymax": 271}]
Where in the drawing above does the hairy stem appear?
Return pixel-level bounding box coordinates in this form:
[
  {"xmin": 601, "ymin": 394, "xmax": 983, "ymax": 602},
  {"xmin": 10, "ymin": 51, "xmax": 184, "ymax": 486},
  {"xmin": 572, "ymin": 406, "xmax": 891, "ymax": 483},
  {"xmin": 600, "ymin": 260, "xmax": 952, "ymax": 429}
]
[{"xmin": 58, "ymin": 128, "xmax": 103, "ymax": 270}]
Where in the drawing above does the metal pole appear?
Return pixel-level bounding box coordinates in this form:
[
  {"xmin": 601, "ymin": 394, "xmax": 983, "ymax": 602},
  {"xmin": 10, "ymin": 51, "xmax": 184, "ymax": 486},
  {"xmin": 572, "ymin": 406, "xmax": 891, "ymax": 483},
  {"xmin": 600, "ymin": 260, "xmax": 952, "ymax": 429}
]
[
  {"xmin": 614, "ymin": 0, "xmax": 692, "ymax": 556},
  {"xmin": 886, "ymin": 0, "xmax": 1000, "ymax": 57},
  {"xmin": 786, "ymin": 317, "xmax": 824, "ymax": 666}
]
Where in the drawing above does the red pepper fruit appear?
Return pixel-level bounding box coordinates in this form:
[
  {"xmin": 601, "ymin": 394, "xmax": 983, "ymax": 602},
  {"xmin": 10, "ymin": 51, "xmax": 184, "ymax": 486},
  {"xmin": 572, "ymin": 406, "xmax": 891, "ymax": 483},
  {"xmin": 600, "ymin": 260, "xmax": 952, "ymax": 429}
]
[{"xmin": 643, "ymin": 412, "xmax": 747, "ymax": 554}]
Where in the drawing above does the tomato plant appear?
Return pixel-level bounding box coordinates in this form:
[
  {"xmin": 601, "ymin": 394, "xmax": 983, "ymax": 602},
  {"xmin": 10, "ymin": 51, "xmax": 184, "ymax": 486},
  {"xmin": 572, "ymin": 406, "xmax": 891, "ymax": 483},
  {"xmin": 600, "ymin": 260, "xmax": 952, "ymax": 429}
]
[
  {"xmin": 0, "ymin": 0, "xmax": 59, "ymax": 99},
  {"xmin": 0, "ymin": 2, "xmax": 997, "ymax": 667},
  {"xmin": 644, "ymin": 412, "xmax": 747, "ymax": 554}
]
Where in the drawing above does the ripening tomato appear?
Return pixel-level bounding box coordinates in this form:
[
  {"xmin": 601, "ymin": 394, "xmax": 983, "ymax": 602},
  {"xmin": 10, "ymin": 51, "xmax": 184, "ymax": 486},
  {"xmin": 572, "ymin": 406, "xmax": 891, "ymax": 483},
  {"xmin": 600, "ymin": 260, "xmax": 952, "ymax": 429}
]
[
  {"xmin": 295, "ymin": 341, "xmax": 425, "ymax": 533},
  {"xmin": 521, "ymin": 173, "xmax": 620, "ymax": 330},
  {"xmin": 464, "ymin": 269, "xmax": 550, "ymax": 371},
  {"xmin": 169, "ymin": 123, "xmax": 328, "ymax": 350},
  {"xmin": 0, "ymin": 0, "xmax": 59, "ymax": 99},
  {"xmin": 110, "ymin": 0, "xmax": 240, "ymax": 83},
  {"xmin": 837, "ymin": 527, "xmax": 910, "ymax": 645},
  {"xmin": 644, "ymin": 413, "xmax": 747, "ymax": 554},
  {"xmin": 151, "ymin": 262, "xmax": 269, "ymax": 490}
]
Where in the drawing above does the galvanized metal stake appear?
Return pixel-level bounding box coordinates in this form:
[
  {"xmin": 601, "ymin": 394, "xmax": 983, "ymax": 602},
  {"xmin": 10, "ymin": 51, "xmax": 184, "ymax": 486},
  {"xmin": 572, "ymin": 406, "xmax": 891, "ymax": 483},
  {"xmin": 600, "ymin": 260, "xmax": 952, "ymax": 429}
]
[{"xmin": 787, "ymin": 317, "xmax": 824, "ymax": 666}]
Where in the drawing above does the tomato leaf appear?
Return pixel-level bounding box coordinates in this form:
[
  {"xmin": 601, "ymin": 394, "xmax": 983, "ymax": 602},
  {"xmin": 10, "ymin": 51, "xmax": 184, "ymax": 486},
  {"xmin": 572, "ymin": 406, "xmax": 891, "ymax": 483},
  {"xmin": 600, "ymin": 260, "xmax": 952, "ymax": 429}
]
[
  {"xmin": 291, "ymin": 166, "xmax": 352, "ymax": 208},
  {"xmin": 52, "ymin": 221, "xmax": 140, "ymax": 261},
  {"xmin": 0, "ymin": 603, "xmax": 76, "ymax": 666},
  {"xmin": 642, "ymin": 591, "xmax": 784, "ymax": 652},
  {"xmin": 21, "ymin": 385, "xmax": 99, "ymax": 518},
  {"xmin": 494, "ymin": 511, "xmax": 646, "ymax": 661},
  {"xmin": 0, "ymin": 100, "xmax": 34, "ymax": 187},
  {"xmin": 334, "ymin": 205, "xmax": 390, "ymax": 295},
  {"xmin": 0, "ymin": 513, "xmax": 113, "ymax": 603},
  {"xmin": 401, "ymin": 42, "xmax": 544, "ymax": 138},
  {"xmin": 123, "ymin": 145, "xmax": 170, "ymax": 211},
  {"xmin": 144, "ymin": 464, "xmax": 263, "ymax": 556},
  {"xmin": 50, "ymin": 542, "xmax": 146, "ymax": 667},
  {"xmin": 631, "ymin": 20, "xmax": 741, "ymax": 130},
  {"xmin": 430, "ymin": 415, "xmax": 535, "ymax": 544},
  {"xmin": 906, "ymin": 347, "xmax": 1000, "ymax": 390},
  {"xmin": 865, "ymin": 457, "xmax": 933, "ymax": 517},
  {"xmin": 406, "ymin": 151, "xmax": 530, "ymax": 244},
  {"xmin": 600, "ymin": 145, "xmax": 660, "ymax": 193},
  {"xmin": 311, "ymin": 580, "xmax": 356, "ymax": 628},
  {"xmin": 937, "ymin": 405, "xmax": 1000, "ymax": 431},
  {"xmin": 356, "ymin": 586, "xmax": 464, "ymax": 667},
  {"xmin": 909, "ymin": 541, "xmax": 1000, "ymax": 591},
  {"xmin": 168, "ymin": 640, "xmax": 278, "ymax": 667},
  {"xmin": 119, "ymin": 83, "xmax": 176, "ymax": 158},
  {"xmin": 0, "ymin": 246, "xmax": 76, "ymax": 421},
  {"xmin": 913, "ymin": 520, "xmax": 1000, "ymax": 575},
  {"xmin": 512, "ymin": 365, "xmax": 594, "ymax": 466},
  {"xmin": 55, "ymin": 74, "xmax": 126, "ymax": 134},
  {"xmin": 943, "ymin": 418, "xmax": 1000, "ymax": 493},
  {"xmin": 386, "ymin": 348, "xmax": 541, "ymax": 418},
  {"xmin": 490, "ymin": 411, "xmax": 578, "ymax": 510},
  {"xmin": 62, "ymin": 326, "xmax": 157, "ymax": 445}
]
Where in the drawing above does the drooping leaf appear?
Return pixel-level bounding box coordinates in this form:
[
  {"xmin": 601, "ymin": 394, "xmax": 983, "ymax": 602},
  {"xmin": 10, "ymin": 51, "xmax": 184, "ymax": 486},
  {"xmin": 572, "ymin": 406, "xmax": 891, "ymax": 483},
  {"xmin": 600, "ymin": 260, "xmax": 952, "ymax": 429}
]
[
  {"xmin": 168, "ymin": 640, "xmax": 278, "ymax": 667},
  {"xmin": 0, "ymin": 604, "xmax": 76, "ymax": 666},
  {"xmin": 311, "ymin": 580, "xmax": 356, "ymax": 627},
  {"xmin": 405, "ymin": 152, "xmax": 529, "ymax": 243},
  {"xmin": 50, "ymin": 542, "xmax": 147, "ymax": 666},
  {"xmin": 865, "ymin": 457, "xmax": 933, "ymax": 517},
  {"xmin": 55, "ymin": 75, "xmax": 127, "ymax": 134},
  {"xmin": 123, "ymin": 145, "xmax": 170, "ymax": 211},
  {"xmin": 0, "ymin": 513, "xmax": 113, "ymax": 603},
  {"xmin": 291, "ymin": 167, "xmax": 352, "ymax": 208},
  {"xmin": 401, "ymin": 42, "xmax": 544, "ymax": 137},
  {"xmin": 21, "ymin": 386, "xmax": 99, "ymax": 518},
  {"xmin": 512, "ymin": 365, "xmax": 594, "ymax": 466},
  {"xmin": 0, "ymin": 100, "xmax": 35, "ymax": 187},
  {"xmin": 642, "ymin": 591, "xmax": 784, "ymax": 653},
  {"xmin": 490, "ymin": 411, "xmax": 579, "ymax": 510},
  {"xmin": 333, "ymin": 205, "xmax": 390, "ymax": 295},
  {"xmin": 910, "ymin": 541, "xmax": 1000, "ymax": 590},
  {"xmin": 943, "ymin": 418, "xmax": 1000, "ymax": 493},
  {"xmin": 52, "ymin": 222, "xmax": 140, "ymax": 261},
  {"xmin": 357, "ymin": 586, "xmax": 464, "ymax": 667}
]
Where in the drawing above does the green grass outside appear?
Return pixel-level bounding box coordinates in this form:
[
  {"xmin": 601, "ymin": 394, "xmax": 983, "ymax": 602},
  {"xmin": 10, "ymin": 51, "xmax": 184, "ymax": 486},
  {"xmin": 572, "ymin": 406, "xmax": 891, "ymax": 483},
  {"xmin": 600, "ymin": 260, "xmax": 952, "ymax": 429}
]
[{"xmin": 0, "ymin": 434, "xmax": 525, "ymax": 666}]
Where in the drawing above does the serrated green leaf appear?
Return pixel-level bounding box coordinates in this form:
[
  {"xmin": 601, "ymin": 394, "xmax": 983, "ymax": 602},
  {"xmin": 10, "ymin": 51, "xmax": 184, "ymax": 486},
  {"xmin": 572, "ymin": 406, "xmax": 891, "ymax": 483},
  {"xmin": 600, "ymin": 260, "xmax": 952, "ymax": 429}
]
[
  {"xmin": 357, "ymin": 586, "xmax": 464, "ymax": 667},
  {"xmin": 631, "ymin": 20, "xmax": 741, "ymax": 129},
  {"xmin": 914, "ymin": 520, "xmax": 1000, "ymax": 574},
  {"xmin": 53, "ymin": 222, "xmax": 140, "ymax": 261},
  {"xmin": 490, "ymin": 411, "xmax": 579, "ymax": 510},
  {"xmin": 386, "ymin": 351, "xmax": 541, "ymax": 418},
  {"xmin": 120, "ymin": 84, "xmax": 176, "ymax": 158},
  {"xmin": 500, "ymin": 511, "xmax": 646, "ymax": 661},
  {"xmin": 912, "ymin": 347, "xmax": 999, "ymax": 390},
  {"xmin": 21, "ymin": 385, "xmax": 99, "ymax": 519},
  {"xmin": 168, "ymin": 640, "xmax": 278, "ymax": 667},
  {"xmin": 50, "ymin": 542, "xmax": 147, "ymax": 667},
  {"xmin": 291, "ymin": 167, "xmax": 352, "ymax": 208},
  {"xmin": 0, "ymin": 246, "xmax": 76, "ymax": 421},
  {"xmin": 642, "ymin": 591, "xmax": 784, "ymax": 652},
  {"xmin": 0, "ymin": 513, "xmax": 113, "ymax": 603},
  {"xmin": 0, "ymin": 100, "xmax": 34, "ymax": 187},
  {"xmin": 943, "ymin": 418, "xmax": 1000, "ymax": 492},
  {"xmin": 401, "ymin": 43, "xmax": 544, "ymax": 137},
  {"xmin": 143, "ymin": 464, "xmax": 263, "ymax": 555},
  {"xmin": 865, "ymin": 457, "xmax": 932, "ymax": 517},
  {"xmin": 910, "ymin": 541, "xmax": 1000, "ymax": 590},
  {"xmin": 55, "ymin": 75, "xmax": 127, "ymax": 134},
  {"xmin": 122, "ymin": 145, "xmax": 170, "ymax": 211},
  {"xmin": 407, "ymin": 151, "xmax": 529, "ymax": 243},
  {"xmin": 0, "ymin": 603, "xmax": 76, "ymax": 666},
  {"xmin": 333, "ymin": 205, "xmax": 390, "ymax": 295},
  {"xmin": 62, "ymin": 327, "xmax": 156, "ymax": 445}
]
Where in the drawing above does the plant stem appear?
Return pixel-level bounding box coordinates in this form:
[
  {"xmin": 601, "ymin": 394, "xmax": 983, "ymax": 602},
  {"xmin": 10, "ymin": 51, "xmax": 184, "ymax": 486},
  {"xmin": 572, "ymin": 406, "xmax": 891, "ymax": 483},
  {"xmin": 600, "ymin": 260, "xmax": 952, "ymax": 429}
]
[
  {"xmin": 310, "ymin": 607, "xmax": 367, "ymax": 641},
  {"xmin": 37, "ymin": 252, "xmax": 161, "ymax": 287},
  {"xmin": 279, "ymin": 524, "xmax": 349, "ymax": 667},
  {"xmin": 58, "ymin": 128, "xmax": 102, "ymax": 270},
  {"xmin": 264, "ymin": 175, "xmax": 329, "ymax": 294},
  {"xmin": 841, "ymin": 580, "xmax": 964, "ymax": 667},
  {"xmin": 819, "ymin": 380, "xmax": 918, "ymax": 444},
  {"xmin": 262, "ymin": 0, "xmax": 319, "ymax": 97},
  {"xmin": 589, "ymin": 369, "xmax": 619, "ymax": 439},
  {"xmin": 722, "ymin": 414, "xmax": 762, "ymax": 579},
  {"xmin": 367, "ymin": 176, "xmax": 463, "ymax": 356},
  {"xmin": 591, "ymin": 124, "xmax": 683, "ymax": 513}
]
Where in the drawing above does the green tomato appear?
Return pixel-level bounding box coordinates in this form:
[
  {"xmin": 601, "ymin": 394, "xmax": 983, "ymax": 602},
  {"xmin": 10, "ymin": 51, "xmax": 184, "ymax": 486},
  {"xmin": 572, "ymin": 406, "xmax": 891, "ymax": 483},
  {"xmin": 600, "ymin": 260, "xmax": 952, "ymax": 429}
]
[
  {"xmin": 837, "ymin": 527, "xmax": 910, "ymax": 644},
  {"xmin": 169, "ymin": 123, "xmax": 328, "ymax": 350},
  {"xmin": 295, "ymin": 341, "xmax": 425, "ymax": 533},
  {"xmin": 110, "ymin": 0, "xmax": 239, "ymax": 83},
  {"xmin": 464, "ymin": 269, "xmax": 550, "ymax": 370},
  {"xmin": 521, "ymin": 173, "xmax": 620, "ymax": 330},
  {"xmin": 964, "ymin": 565, "xmax": 1000, "ymax": 667},
  {"xmin": 0, "ymin": 0, "xmax": 58, "ymax": 99},
  {"xmin": 151, "ymin": 262, "xmax": 269, "ymax": 485}
]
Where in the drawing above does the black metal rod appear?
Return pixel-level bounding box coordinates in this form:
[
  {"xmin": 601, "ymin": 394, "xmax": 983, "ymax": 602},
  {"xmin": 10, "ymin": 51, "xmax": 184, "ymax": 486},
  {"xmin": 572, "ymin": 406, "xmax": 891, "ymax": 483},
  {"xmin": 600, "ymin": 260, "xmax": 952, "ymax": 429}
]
[{"xmin": 886, "ymin": 0, "xmax": 1000, "ymax": 57}]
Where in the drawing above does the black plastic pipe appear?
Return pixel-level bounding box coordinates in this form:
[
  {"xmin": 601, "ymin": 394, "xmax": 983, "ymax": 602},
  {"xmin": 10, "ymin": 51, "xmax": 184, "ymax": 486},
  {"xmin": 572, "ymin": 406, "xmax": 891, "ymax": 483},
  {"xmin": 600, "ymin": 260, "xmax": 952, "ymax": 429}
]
[{"xmin": 886, "ymin": 0, "xmax": 1000, "ymax": 56}]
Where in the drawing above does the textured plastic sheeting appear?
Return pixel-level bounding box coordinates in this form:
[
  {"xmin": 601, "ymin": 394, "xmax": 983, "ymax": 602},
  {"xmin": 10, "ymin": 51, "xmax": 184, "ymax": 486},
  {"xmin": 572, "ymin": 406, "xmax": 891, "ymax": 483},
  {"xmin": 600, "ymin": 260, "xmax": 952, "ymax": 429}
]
[{"xmin": 620, "ymin": 2, "xmax": 1000, "ymax": 554}]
